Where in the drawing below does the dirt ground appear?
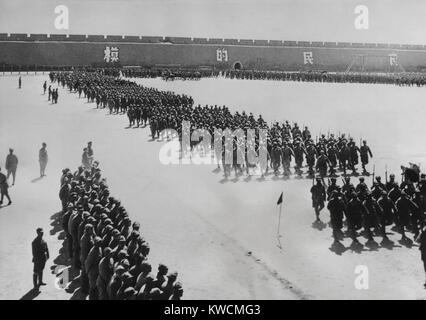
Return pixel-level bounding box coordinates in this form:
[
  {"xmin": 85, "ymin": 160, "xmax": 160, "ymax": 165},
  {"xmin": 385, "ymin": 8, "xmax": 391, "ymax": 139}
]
[{"xmin": 0, "ymin": 73, "xmax": 425, "ymax": 300}]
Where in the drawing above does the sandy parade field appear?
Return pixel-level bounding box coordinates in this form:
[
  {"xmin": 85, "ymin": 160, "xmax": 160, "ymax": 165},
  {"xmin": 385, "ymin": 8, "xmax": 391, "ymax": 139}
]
[{"xmin": 0, "ymin": 72, "xmax": 425, "ymax": 299}]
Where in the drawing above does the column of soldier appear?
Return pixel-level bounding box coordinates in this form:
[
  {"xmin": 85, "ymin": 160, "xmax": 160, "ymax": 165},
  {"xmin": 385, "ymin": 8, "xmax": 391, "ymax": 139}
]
[
  {"xmin": 59, "ymin": 158, "xmax": 183, "ymax": 300},
  {"xmin": 224, "ymin": 70, "xmax": 426, "ymax": 86},
  {"xmin": 122, "ymin": 68, "xmax": 217, "ymax": 81},
  {"xmin": 311, "ymin": 167, "xmax": 426, "ymax": 248},
  {"xmin": 48, "ymin": 70, "xmax": 376, "ymax": 179},
  {"xmin": 120, "ymin": 67, "xmax": 426, "ymax": 87}
]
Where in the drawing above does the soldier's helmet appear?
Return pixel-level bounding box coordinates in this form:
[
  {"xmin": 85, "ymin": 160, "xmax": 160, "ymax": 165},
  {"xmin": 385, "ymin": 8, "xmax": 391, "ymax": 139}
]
[
  {"xmin": 376, "ymin": 176, "xmax": 381, "ymax": 181},
  {"xmin": 359, "ymin": 177, "xmax": 365, "ymax": 182},
  {"xmin": 390, "ymin": 174, "xmax": 395, "ymax": 179}
]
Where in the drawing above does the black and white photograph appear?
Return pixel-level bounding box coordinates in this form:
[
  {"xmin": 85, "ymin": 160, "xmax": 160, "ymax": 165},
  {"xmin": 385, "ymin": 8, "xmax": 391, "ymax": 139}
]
[{"xmin": 1, "ymin": 0, "xmax": 426, "ymax": 305}]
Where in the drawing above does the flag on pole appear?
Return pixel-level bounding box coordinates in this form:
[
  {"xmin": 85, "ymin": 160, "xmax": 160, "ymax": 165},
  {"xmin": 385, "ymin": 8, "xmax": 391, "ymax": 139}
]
[{"xmin": 277, "ymin": 192, "xmax": 283, "ymax": 205}]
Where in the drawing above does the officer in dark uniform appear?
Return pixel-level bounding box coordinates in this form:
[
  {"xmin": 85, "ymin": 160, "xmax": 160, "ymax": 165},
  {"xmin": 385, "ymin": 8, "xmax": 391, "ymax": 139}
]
[
  {"xmin": 32, "ymin": 228, "xmax": 49, "ymax": 289},
  {"xmin": 419, "ymin": 226, "xmax": 426, "ymax": 288},
  {"xmin": 310, "ymin": 178, "xmax": 326, "ymax": 221},
  {"xmin": 0, "ymin": 167, "xmax": 12, "ymax": 206},
  {"xmin": 327, "ymin": 190, "xmax": 346, "ymax": 242},
  {"xmin": 360, "ymin": 140, "xmax": 373, "ymax": 174},
  {"xmin": 5, "ymin": 148, "xmax": 18, "ymax": 186},
  {"xmin": 386, "ymin": 174, "xmax": 398, "ymax": 192}
]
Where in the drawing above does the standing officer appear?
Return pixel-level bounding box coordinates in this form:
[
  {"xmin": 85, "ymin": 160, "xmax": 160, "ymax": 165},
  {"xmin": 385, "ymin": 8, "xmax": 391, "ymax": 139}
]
[
  {"xmin": 39, "ymin": 143, "xmax": 48, "ymax": 177},
  {"xmin": 32, "ymin": 228, "xmax": 49, "ymax": 289},
  {"xmin": 0, "ymin": 167, "xmax": 12, "ymax": 205},
  {"xmin": 18, "ymin": 76, "xmax": 22, "ymax": 89},
  {"xmin": 419, "ymin": 226, "xmax": 426, "ymax": 288},
  {"xmin": 311, "ymin": 178, "xmax": 326, "ymax": 221},
  {"xmin": 360, "ymin": 140, "xmax": 373, "ymax": 175},
  {"xmin": 5, "ymin": 148, "xmax": 18, "ymax": 186}
]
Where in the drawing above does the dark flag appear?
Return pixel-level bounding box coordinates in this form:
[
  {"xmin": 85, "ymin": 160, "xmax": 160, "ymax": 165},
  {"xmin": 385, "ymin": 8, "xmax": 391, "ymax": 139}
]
[{"xmin": 277, "ymin": 192, "xmax": 283, "ymax": 205}]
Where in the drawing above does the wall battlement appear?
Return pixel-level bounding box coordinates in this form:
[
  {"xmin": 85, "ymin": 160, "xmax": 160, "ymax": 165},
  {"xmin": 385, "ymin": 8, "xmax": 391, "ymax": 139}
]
[
  {"xmin": 1, "ymin": 33, "xmax": 426, "ymax": 72},
  {"xmin": 1, "ymin": 33, "xmax": 425, "ymax": 50}
]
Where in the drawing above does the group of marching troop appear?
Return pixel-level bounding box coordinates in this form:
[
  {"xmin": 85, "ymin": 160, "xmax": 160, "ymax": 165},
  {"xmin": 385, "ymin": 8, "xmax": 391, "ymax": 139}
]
[
  {"xmin": 122, "ymin": 68, "xmax": 214, "ymax": 81},
  {"xmin": 223, "ymin": 70, "xmax": 426, "ymax": 87},
  {"xmin": 48, "ymin": 70, "xmax": 375, "ymax": 179},
  {"xmin": 58, "ymin": 151, "xmax": 183, "ymax": 300},
  {"xmin": 311, "ymin": 167, "xmax": 426, "ymax": 247},
  {"xmin": 120, "ymin": 66, "xmax": 426, "ymax": 87}
]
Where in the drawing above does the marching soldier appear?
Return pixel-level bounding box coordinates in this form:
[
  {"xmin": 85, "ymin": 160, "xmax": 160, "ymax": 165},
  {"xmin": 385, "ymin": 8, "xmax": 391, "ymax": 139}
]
[
  {"xmin": 281, "ymin": 142, "xmax": 294, "ymax": 176},
  {"xmin": 360, "ymin": 140, "xmax": 373, "ymax": 175},
  {"xmin": 327, "ymin": 190, "xmax": 346, "ymax": 242},
  {"xmin": 311, "ymin": 178, "xmax": 326, "ymax": 221}
]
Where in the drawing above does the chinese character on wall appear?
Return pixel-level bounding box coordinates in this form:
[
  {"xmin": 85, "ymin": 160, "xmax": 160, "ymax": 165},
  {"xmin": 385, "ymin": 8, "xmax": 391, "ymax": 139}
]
[
  {"xmin": 303, "ymin": 51, "xmax": 314, "ymax": 64},
  {"xmin": 104, "ymin": 46, "xmax": 119, "ymax": 63},
  {"xmin": 216, "ymin": 48, "xmax": 228, "ymax": 62},
  {"xmin": 389, "ymin": 54, "xmax": 398, "ymax": 66}
]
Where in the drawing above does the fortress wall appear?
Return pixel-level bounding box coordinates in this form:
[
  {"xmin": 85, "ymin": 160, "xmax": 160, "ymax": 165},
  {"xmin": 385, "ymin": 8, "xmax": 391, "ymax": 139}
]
[{"xmin": 0, "ymin": 33, "xmax": 425, "ymax": 71}]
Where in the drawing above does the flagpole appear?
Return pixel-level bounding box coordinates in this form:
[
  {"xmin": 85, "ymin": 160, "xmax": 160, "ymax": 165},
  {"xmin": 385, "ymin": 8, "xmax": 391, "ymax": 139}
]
[{"xmin": 277, "ymin": 202, "xmax": 282, "ymax": 238}]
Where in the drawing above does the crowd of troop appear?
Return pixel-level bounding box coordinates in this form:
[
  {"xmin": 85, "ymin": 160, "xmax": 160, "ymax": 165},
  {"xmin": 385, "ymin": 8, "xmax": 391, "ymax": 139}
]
[
  {"xmin": 49, "ymin": 70, "xmax": 374, "ymax": 179},
  {"xmin": 311, "ymin": 165, "xmax": 426, "ymax": 250},
  {"xmin": 122, "ymin": 68, "xmax": 214, "ymax": 81},
  {"xmin": 58, "ymin": 148, "xmax": 183, "ymax": 300},
  {"xmin": 120, "ymin": 67, "xmax": 426, "ymax": 87}
]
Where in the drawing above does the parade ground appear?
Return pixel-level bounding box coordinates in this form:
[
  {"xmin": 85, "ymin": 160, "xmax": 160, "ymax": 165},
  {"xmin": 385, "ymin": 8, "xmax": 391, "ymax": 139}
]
[{"xmin": 1, "ymin": 73, "xmax": 426, "ymax": 300}]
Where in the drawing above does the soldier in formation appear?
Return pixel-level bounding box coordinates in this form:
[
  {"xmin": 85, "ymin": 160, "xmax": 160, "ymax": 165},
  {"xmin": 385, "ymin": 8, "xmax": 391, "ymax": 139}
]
[
  {"xmin": 59, "ymin": 152, "xmax": 183, "ymax": 300},
  {"xmin": 311, "ymin": 166, "xmax": 426, "ymax": 247},
  {"xmin": 49, "ymin": 71, "xmax": 373, "ymax": 179},
  {"xmin": 122, "ymin": 67, "xmax": 426, "ymax": 87}
]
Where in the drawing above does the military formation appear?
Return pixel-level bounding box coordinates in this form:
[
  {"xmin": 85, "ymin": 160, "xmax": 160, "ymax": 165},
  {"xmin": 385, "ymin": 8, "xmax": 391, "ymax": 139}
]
[
  {"xmin": 59, "ymin": 154, "xmax": 183, "ymax": 300},
  {"xmin": 311, "ymin": 166, "xmax": 426, "ymax": 252},
  {"xmin": 122, "ymin": 68, "xmax": 215, "ymax": 81},
  {"xmin": 121, "ymin": 67, "xmax": 426, "ymax": 87},
  {"xmin": 49, "ymin": 70, "xmax": 375, "ymax": 179},
  {"xmin": 223, "ymin": 70, "xmax": 426, "ymax": 86}
]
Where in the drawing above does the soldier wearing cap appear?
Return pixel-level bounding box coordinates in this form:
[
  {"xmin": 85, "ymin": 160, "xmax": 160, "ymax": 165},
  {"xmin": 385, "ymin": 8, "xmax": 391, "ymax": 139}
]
[
  {"xmin": 86, "ymin": 237, "xmax": 103, "ymax": 299},
  {"xmin": 327, "ymin": 190, "xmax": 346, "ymax": 242},
  {"xmin": 326, "ymin": 177, "xmax": 339, "ymax": 201},
  {"xmin": 5, "ymin": 148, "xmax": 18, "ymax": 186},
  {"xmin": 0, "ymin": 166, "xmax": 12, "ymax": 206},
  {"xmin": 395, "ymin": 191, "xmax": 419, "ymax": 241},
  {"xmin": 418, "ymin": 226, "xmax": 426, "ymax": 288},
  {"xmin": 170, "ymin": 282, "xmax": 184, "ymax": 300},
  {"xmin": 80, "ymin": 224, "xmax": 95, "ymax": 294},
  {"xmin": 311, "ymin": 178, "xmax": 326, "ymax": 221},
  {"xmin": 87, "ymin": 141, "xmax": 94, "ymax": 165},
  {"xmin": 316, "ymin": 150, "xmax": 330, "ymax": 178},
  {"xmin": 97, "ymin": 247, "xmax": 114, "ymax": 300},
  {"xmin": 107, "ymin": 265, "xmax": 126, "ymax": 300},
  {"xmin": 360, "ymin": 140, "xmax": 373, "ymax": 174},
  {"xmin": 32, "ymin": 228, "xmax": 49, "ymax": 289},
  {"xmin": 39, "ymin": 142, "xmax": 48, "ymax": 177},
  {"xmin": 355, "ymin": 177, "xmax": 369, "ymax": 201},
  {"xmin": 386, "ymin": 173, "xmax": 398, "ymax": 192},
  {"xmin": 362, "ymin": 193, "xmax": 383, "ymax": 243}
]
